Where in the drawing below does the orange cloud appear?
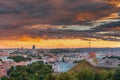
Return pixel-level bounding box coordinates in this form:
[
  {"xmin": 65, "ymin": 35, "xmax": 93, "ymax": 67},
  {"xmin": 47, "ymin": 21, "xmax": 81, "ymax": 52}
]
[
  {"xmin": 105, "ymin": 0, "xmax": 120, "ymax": 7},
  {"xmin": 98, "ymin": 12, "xmax": 120, "ymax": 21},
  {"xmin": 74, "ymin": 13, "xmax": 98, "ymax": 22}
]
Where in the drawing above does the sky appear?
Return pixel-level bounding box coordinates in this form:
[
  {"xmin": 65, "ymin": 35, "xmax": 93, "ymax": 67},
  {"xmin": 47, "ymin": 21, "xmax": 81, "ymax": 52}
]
[{"xmin": 0, "ymin": 0, "xmax": 120, "ymax": 48}]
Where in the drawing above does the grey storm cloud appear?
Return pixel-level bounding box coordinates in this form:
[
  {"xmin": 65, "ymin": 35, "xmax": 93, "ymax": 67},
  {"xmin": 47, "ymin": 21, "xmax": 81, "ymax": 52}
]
[
  {"xmin": 92, "ymin": 21, "xmax": 120, "ymax": 31},
  {"xmin": 0, "ymin": 0, "xmax": 118, "ymax": 24},
  {"xmin": 0, "ymin": 0, "xmax": 119, "ymax": 41},
  {"xmin": 89, "ymin": 21, "xmax": 120, "ymax": 41}
]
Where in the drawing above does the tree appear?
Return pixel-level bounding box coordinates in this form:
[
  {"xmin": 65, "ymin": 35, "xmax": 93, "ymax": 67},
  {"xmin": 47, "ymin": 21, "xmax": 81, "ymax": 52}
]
[
  {"xmin": 0, "ymin": 58, "xmax": 2, "ymax": 62},
  {"xmin": 7, "ymin": 77, "xmax": 17, "ymax": 80},
  {"xmin": 57, "ymin": 73, "xmax": 73, "ymax": 80},
  {"xmin": 107, "ymin": 70, "xmax": 115, "ymax": 80},
  {"xmin": 1, "ymin": 76, "xmax": 7, "ymax": 80},
  {"xmin": 76, "ymin": 68, "xmax": 94, "ymax": 80},
  {"xmin": 99, "ymin": 69, "xmax": 109, "ymax": 80},
  {"xmin": 7, "ymin": 66, "xmax": 14, "ymax": 75},
  {"xmin": 46, "ymin": 74, "xmax": 56, "ymax": 80},
  {"xmin": 4, "ymin": 61, "xmax": 53, "ymax": 80},
  {"xmin": 113, "ymin": 68, "xmax": 120, "ymax": 80},
  {"xmin": 94, "ymin": 73, "xmax": 101, "ymax": 80},
  {"xmin": 8, "ymin": 56, "xmax": 31, "ymax": 62}
]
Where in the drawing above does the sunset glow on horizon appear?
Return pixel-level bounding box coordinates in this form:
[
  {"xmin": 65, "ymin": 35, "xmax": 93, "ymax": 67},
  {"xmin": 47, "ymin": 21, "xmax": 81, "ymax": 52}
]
[{"xmin": 0, "ymin": 38, "xmax": 120, "ymax": 49}]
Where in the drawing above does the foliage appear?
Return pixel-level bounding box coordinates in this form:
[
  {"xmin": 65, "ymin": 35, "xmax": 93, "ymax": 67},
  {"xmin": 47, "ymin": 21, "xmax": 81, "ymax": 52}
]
[
  {"xmin": 0, "ymin": 58, "xmax": 3, "ymax": 62},
  {"xmin": 1, "ymin": 61, "xmax": 53, "ymax": 80},
  {"xmin": 8, "ymin": 56, "xmax": 31, "ymax": 62},
  {"xmin": 1, "ymin": 60, "xmax": 119, "ymax": 80},
  {"xmin": 113, "ymin": 68, "xmax": 120, "ymax": 80},
  {"xmin": 76, "ymin": 68, "xmax": 94, "ymax": 80},
  {"xmin": 104, "ymin": 56, "xmax": 120, "ymax": 60},
  {"xmin": 57, "ymin": 73, "xmax": 73, "ymax": 80},
  {"xmin": 46, "ymin": 74, "xmax": 56, "ymax": 80}
]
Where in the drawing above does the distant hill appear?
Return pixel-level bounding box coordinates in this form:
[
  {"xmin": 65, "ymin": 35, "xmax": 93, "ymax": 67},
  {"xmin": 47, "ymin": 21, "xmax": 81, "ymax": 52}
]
[{"xmin": 69, "ymin": 60, "xmax": 114, "ymax": 73}]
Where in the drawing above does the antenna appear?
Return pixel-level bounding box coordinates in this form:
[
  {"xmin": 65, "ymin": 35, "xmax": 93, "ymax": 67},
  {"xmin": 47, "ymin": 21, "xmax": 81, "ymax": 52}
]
[{"xmin": 89, "ymin": 40, "xmax": 91, "ymax": 48}]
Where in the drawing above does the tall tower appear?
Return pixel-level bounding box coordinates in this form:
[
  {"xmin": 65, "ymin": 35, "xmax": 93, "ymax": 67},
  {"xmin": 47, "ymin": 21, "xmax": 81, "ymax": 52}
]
[
  {"xmin": 32, "ymin": 45, "xmax": 36, "ymax": 50},
  {"xmin": 89, "ymin": 40, "xmax": 91, "ymax": 48}
]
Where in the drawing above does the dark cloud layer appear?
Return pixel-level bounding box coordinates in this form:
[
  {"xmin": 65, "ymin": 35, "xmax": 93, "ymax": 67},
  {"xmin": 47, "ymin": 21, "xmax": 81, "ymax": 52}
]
[
  {"xmin": 0, "ymin": 0, "xmax": 119, "ymax": 41},
  {"xmin": 92, "ymin": 21, "xmax": 120, "ymax": 31},
  {"xmin": 90, "ymin": 21, "xmax": 120, "ymax": 41},
  {"xmin": 0, "ymin": 0, "xmax": 118, "ymax": 25}
]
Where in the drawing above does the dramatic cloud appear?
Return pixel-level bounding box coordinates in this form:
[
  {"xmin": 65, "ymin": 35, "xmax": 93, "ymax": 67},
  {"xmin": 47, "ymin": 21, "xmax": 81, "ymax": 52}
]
[
  {"xmin": 0, "ymin": 0, "xmax": 119, "ymax": 24},
  {"xmin": 0, "ymin": 0, "xmax": 119, "ymax": 42},
  {"xmin": 89, "ymin": 21, "xmax": 120, "ymax": 41}
]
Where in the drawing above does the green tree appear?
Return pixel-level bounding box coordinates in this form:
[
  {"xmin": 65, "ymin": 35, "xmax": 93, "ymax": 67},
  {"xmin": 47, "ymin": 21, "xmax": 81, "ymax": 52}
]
[
  {"xmin": 107, "ymin": 70, "xmax": 115, "ymax": 80},
  {"xmin": 8, "ymin": 56, "xmax": 31, "ymax": 62},
  {"xmin": 7, "ymin": 66, "xmax": 14, "ymax": 75},
  {"xmin": 94, "ymin": 73, "xmax": 101, "ymax": 80},
  {"xmin": 113, "ymin": 68, "xmax": 120, "ymax": 80},
  {"xmin": 4, "ymin": 61, "xmax": 53, "ymax": 80},
  {"xmin": 76, "ymin": 68, "xmax": 94, "ymax": 80},
  {"xmin": 1, "ymin": 76, "xmax": 7, "ymax": 80},
  {"xmin": 57, "ymin": 73, "xmax": 73, "ymax": 80},
  {"xmin": 7, "ymin": 77, "xmax": 17, "ymax": 80},
  {"xmin": 99, "ymin": 69, "xmax": 109, "ymax": 80},
  {"xmin": 46, "ymin": 74, "xmax": 56, "ymax": 80},
  {"xmin": 0, "ymin": 58, "xmax": 2, "ymax": 62}
]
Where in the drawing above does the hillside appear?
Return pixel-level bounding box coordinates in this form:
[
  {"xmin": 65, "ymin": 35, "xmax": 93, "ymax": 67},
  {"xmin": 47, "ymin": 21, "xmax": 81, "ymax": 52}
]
[{"xmin": 69, "ymin": 60, "xmax": 114, "ymax": 73}]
